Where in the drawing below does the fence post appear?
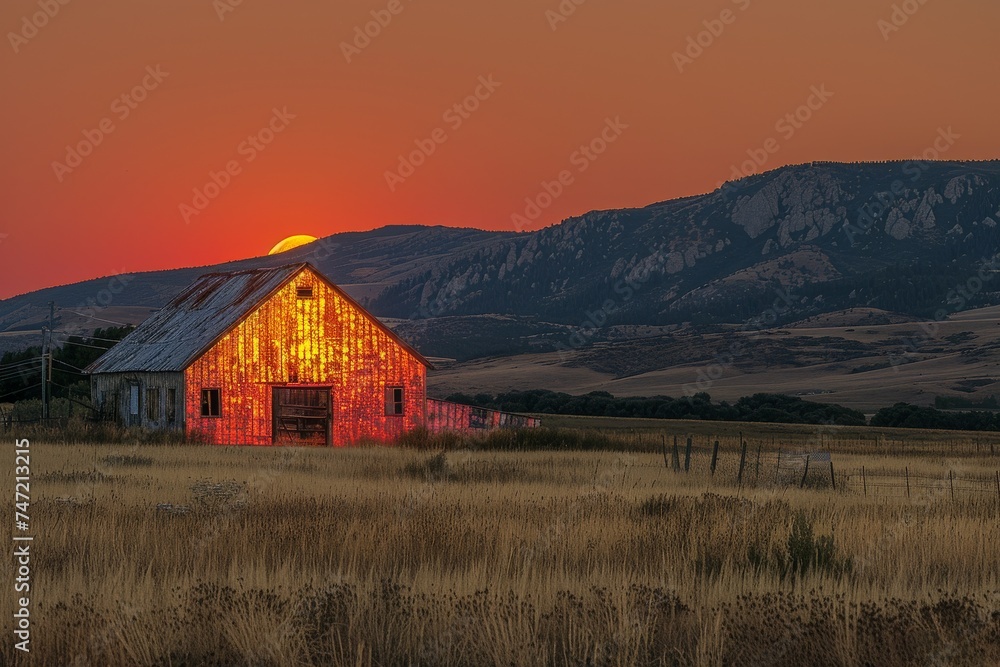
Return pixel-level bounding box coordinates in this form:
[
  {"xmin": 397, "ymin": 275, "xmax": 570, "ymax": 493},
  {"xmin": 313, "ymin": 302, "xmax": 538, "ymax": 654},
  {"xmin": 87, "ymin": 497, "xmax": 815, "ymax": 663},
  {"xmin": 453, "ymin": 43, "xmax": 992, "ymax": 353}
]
[
  {"xmin": 737, "ymin": 439, "xmax": 748, "ymax": 487},
  {"xmin": 661, "ymin": 435, "xmax": 668, "ymax": 469},
  {"xmin": 710, "ymin": 440, "xmax": 719, "ymax": 476},
  {"xmin": 862, "ymin": 466, "xmax": 867, "ymax": 497},
  {"xmin": 684, "ymin": 437, "xmax": 692, "ymax": 472},
  {"xmin": 996, "ymin": 470, "xmax": 1000, "ymax": 505},
  {"xmin": 754, "ymin": 444, "xmax": 762, "ymax": 483},
  {"xmin": 905, "ymin": 466, "xmax": 910, "ymax": 500},
  {"xmin": 799, "ymin": 455, "xmax": 811, "ymax": 488},
  {"xmin": 672, "ymin": 436, "xmax": 681, "ymax": 472},
  {"xmin": 949, "ymin": 470, "xmax": 954, "ymax": 501},
  {"xmin": 829, "ymin": 460, "xmax": 836, "ymax": 490}
]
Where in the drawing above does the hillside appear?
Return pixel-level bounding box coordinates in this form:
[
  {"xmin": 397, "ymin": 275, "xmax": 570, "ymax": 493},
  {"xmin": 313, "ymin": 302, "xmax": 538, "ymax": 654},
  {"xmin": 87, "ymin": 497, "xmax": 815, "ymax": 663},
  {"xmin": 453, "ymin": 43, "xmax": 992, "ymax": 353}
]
[{"xmin": 3, "ymin": 160, "xmax": 1000, "ymax": 409}]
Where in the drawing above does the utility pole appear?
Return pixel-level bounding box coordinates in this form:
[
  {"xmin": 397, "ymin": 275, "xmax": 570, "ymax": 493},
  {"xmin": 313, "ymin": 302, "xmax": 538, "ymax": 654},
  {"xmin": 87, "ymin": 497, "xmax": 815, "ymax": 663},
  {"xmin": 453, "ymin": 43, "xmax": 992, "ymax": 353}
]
[{"xmin": 41, "ymin": 301, "xmax": 54, "ymax": 420}]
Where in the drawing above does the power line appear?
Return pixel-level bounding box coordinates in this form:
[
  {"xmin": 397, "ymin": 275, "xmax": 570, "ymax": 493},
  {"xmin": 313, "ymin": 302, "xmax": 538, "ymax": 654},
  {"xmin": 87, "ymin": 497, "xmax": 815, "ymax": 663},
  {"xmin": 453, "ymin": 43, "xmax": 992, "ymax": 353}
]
[
  {"xmin": 57, "ymin": 339, "xmax": 113, "ymax": 351},
  {"xmin": 0, "ymin": 383, "xmax": 42, "ymax": 401},
  {"xmin": 50, "ymin": 330, "xmax": 128, "ymax": 343},
  {"xmin": 0, "ymin": 358, "xmax": 43, "ymax": 370},
  {"xmin": 51, "ymin": 359, "xmax": 88, "ymax": 373},
  {"xmin": 60, "ymin": 310, "xmax": 131, "ymax": 326}
]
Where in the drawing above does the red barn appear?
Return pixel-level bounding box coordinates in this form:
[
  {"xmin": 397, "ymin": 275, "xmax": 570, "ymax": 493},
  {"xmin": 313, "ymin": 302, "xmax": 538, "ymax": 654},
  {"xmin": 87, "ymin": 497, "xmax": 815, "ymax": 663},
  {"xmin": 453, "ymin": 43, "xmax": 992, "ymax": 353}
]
[{"xmin": 87, "ymin": 263, "xmax": 434, "ymax": 445}]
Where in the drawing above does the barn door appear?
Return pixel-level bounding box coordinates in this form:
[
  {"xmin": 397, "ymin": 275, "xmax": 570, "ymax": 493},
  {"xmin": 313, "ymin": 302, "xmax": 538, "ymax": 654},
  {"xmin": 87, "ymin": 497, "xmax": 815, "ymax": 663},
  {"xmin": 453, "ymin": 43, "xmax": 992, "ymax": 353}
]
[{"xmin": 272, "ymin": 387, "xmax": 332, "ymax": 446}]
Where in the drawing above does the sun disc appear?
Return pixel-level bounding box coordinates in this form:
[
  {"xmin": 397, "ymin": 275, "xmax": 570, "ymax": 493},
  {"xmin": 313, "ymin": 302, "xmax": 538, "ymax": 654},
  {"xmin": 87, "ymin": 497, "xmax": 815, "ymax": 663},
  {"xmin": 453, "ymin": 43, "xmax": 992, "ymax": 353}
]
[{"xmin": 268, "ymin": 234, "xmax": 318, "ymax": 255}]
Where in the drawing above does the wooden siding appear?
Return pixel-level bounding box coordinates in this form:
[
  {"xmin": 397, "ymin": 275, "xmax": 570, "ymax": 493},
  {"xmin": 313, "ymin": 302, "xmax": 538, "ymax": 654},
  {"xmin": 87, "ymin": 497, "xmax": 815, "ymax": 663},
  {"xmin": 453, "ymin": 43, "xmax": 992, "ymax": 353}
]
[
  {"xmin": 184, "ymin": 267, "xmax": 426, "ymax": 445},
  {"xmin": 427, "ymin": 398, "xmax": 540, "ymax": 433},
  {"xmin": 90, "ymin": 372, "xmax": 185, "ymax": 431}
]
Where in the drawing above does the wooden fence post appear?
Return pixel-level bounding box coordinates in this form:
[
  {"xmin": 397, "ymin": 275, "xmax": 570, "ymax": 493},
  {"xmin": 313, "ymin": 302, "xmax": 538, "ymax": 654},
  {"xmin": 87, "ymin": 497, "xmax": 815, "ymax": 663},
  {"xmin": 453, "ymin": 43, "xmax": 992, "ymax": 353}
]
[
  {"xmin": 710, "ymin": 440, "xmax": 719, "ymax": 476},
  {"xmin": 862, "ymin": 466, "xmax": 867, "ymax": 497},
  {"xmin": 829, "ymin": 460, "xmax": 836, "ymax": 490},
  {"xmin": 949, "ymin": 469, "xmax": 955, "ymax": 501},
  {"xmin": 995, "ymin": 470, "xmax": 1000, "ymax": 505},
  {"xmin": 684, "ymin": 437, "xmax": 692, "ymax": 472},
  {"xmin": 776, "ymin": 450, "xmax": 782, "ymax": 483},
  {"xmin": 661, "ymin": 435, "xmax": 668, "ymax": 469},
  {"xmin": 672, "ymin": 436, "xmax": 681, "ymax": 472},
  {"xmin": 905, "ymin": 466, "xmax": 910, "ymax": 499},
  {"xmin": 737, "ymin": 439, "xmax": 748, "ymax": 487},
  {"xmin": 754, "ymin": 444, "xmax": 762, "ymax": 483},
  {"xmin": 799, "ymin": 455, "xmax": 811, "ymax": 488}
]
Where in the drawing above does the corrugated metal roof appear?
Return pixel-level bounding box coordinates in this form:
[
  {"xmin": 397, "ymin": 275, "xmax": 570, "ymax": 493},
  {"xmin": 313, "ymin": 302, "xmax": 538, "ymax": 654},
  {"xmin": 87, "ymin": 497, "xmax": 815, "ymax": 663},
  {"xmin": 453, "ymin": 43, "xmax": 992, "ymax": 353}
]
[{"xmin": 86, "ymin": 264, "xmax": 304, "ymax": 374}]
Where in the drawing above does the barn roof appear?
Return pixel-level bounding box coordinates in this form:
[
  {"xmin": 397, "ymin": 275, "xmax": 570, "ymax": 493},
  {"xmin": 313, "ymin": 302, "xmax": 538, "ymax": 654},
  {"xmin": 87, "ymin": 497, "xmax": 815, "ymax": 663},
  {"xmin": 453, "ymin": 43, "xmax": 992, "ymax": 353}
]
[{"xmin": 86, "ymin": 263, "xmax": 432, "ymax": 374}]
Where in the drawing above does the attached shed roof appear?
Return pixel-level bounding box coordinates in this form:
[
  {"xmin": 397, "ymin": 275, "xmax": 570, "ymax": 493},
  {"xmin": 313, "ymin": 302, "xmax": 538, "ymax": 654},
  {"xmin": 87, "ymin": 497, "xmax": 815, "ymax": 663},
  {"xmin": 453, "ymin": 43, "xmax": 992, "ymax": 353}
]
[{"xmin": 86, "ymin": 263, "xmax": 432, "ymax": 374}]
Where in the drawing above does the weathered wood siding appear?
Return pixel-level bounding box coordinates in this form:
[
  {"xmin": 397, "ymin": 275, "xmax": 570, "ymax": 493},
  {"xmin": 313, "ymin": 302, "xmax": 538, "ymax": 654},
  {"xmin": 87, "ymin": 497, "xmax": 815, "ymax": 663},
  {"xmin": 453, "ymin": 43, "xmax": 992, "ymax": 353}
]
[
  {"xmin": 91, "ymin": 372, "xmax": 185, "ymax": 431},
  {"xmin": 426, "ymin": 398, "xmax": 541, "ymax": 433},
  {"xmin": 184, "ymin": 267, "xmax": 426, "ymax": 445}
]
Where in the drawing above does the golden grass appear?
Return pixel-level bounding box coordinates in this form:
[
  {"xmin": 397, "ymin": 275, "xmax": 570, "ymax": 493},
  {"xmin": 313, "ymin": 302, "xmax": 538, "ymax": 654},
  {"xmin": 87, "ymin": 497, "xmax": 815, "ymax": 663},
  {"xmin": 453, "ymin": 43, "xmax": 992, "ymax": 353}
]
[{"xmin": 3, "ymin": 433, "xmax": 999, "ymax": 666}]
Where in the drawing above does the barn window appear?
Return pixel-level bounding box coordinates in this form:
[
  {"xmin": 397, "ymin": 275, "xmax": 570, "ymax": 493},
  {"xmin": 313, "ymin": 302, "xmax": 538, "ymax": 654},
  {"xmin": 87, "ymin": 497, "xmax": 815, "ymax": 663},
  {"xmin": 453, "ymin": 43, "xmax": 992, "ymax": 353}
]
[
  {"xmin": 166, "ymin": 388, "xmax": 177, "ymax": 423},
  {"xmin": 296, "ymin": 284, "xmax": 313, "ymax": 299},
  {"xmin": 470, "ymin": 407, "xmax": 489, "ymax": 429},
  {"xmin": 385, "ymin": 387, "xmax": 404, "ymax": 416},
  {"xmin": 201, "ymin": 388, "xmax": 221, "ymax": 417},
  {"xmin": 146, "ymin": 388, "xmax": 160, "ymax": 421}
]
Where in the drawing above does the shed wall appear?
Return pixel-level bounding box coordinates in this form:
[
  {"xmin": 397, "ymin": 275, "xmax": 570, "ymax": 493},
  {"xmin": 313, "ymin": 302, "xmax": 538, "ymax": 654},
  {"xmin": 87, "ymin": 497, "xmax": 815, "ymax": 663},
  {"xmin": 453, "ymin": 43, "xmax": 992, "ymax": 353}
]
[
  {"xmin": 426, "ymin": 398, "xmax": 541, "ymax": 433},
  {"xmin": 91, "ymin": 372, "xmax": 185, "ymax": 430}
]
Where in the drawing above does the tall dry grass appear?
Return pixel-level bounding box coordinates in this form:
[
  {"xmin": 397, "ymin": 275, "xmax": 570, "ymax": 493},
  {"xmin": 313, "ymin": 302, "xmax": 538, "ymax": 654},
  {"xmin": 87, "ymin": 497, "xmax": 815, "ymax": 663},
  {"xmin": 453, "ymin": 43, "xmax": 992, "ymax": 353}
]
[{"xmin": 1, "ymin": 436, "xmax": 998, "ymax": 666}]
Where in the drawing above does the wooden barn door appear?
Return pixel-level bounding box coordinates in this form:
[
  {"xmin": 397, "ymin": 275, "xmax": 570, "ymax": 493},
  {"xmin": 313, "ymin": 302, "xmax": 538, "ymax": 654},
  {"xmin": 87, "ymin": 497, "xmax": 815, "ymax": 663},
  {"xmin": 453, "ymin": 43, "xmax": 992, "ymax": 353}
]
[{"xmin": 272, "ymin": 386, "xmax": 332, "ymax": 446}]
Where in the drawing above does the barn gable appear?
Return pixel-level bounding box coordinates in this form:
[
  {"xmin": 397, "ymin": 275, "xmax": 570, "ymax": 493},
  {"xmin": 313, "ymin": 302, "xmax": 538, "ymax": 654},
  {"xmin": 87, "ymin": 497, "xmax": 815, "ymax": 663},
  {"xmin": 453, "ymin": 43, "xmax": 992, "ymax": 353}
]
[{"xmin": 85, "ymin": 263, "xmax": 430, "ymax": 375}]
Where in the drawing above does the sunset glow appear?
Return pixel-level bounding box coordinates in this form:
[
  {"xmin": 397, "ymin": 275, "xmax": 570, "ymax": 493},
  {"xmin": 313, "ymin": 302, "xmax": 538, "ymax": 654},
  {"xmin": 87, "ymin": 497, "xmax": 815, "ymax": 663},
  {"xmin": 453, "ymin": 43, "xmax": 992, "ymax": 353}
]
[{"xmin": 2, "ymin": 0, "xmax": 999, "ymax": 298}]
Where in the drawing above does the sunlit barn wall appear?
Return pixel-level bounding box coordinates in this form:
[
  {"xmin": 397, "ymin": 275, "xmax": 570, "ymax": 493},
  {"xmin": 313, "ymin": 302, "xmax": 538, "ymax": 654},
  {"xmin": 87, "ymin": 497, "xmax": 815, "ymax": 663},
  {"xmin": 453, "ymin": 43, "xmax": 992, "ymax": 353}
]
[{"xmin": 184, "ymin": 267, "xmax": 426, "ymax": 445}]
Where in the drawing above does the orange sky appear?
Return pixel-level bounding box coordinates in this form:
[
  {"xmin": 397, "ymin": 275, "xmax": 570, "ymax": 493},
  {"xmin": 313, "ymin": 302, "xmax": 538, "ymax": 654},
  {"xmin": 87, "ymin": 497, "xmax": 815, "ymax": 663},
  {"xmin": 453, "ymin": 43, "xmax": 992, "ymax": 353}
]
[{"xmin": 2, "ymin": 0, "xmax": 999, "ymax": 299}]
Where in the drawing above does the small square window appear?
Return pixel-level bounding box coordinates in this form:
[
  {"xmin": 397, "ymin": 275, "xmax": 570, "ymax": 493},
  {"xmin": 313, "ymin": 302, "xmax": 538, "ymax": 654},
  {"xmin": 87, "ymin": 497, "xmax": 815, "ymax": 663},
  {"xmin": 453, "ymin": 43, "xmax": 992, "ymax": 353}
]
[
  {"xmin": 470, "ymin": 407, "xmax": 489, "ymax": 429},
  {"xmin": 385, "ymin": 387, "xmax": 404, "ymax": 416},
  {"xmin": 296, "ymin": 284, "xmax": 313, "ymax": 299},
  {"xmin": 201, "ymin": 388, "xmax": 221, "ymax": 417}
]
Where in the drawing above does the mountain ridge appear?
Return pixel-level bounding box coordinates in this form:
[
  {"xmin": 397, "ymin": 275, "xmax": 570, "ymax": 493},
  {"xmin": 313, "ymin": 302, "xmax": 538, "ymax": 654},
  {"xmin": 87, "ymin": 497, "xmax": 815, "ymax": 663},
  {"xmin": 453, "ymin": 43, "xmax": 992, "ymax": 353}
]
[{"xmin": 4, "ymin": 160, "xmax": 1000, "ymax": 368}]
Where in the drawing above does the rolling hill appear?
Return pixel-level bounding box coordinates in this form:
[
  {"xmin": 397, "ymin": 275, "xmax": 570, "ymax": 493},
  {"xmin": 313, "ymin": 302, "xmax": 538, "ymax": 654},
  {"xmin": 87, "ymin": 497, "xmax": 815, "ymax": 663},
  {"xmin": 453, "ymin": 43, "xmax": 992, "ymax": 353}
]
[{"xmin": 4, "ymin": 159, "xmax": 1000, "ymax": 410}]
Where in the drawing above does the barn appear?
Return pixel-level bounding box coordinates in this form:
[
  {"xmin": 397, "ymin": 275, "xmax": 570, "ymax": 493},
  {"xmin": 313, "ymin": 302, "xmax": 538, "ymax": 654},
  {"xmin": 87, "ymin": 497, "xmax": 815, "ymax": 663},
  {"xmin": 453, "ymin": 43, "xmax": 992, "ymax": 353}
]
[{"xmin": 86, "ymin": 262, "xmax": 537, "ymax": 445}]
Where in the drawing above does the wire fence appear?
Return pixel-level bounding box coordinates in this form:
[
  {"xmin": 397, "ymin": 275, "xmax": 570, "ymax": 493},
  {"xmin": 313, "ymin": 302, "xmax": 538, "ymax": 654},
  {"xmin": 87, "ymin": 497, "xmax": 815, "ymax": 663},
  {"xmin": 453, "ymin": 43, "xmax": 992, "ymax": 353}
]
[{"xmin": 655, "ymin": 435, "xmax": 1000, "ymax": 502}]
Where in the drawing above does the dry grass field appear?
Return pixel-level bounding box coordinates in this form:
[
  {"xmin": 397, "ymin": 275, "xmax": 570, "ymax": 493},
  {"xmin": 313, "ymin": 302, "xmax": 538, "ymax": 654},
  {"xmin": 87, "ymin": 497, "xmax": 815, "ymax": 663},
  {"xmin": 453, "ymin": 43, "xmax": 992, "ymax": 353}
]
[{"xmin": 3, "ymin": 425, "xmax": 999, "ymax": 666}]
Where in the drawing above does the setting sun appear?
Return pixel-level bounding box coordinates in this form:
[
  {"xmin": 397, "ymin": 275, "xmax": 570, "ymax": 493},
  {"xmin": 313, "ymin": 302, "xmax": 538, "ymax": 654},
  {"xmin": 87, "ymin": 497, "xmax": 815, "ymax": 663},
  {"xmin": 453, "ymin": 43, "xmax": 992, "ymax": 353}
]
[{"xmin": 267, "ymin": 234, "xmax": 318, "ymax": 255}]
